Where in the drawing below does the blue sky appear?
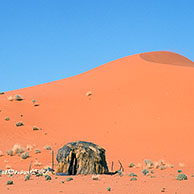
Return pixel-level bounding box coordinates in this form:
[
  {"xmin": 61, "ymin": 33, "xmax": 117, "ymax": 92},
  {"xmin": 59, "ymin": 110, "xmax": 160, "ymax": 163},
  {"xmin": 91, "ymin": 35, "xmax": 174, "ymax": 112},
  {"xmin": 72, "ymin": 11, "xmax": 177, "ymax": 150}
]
[{"xmin": 0, "ymin": 0, "xmax": 194, "ymax": 91}]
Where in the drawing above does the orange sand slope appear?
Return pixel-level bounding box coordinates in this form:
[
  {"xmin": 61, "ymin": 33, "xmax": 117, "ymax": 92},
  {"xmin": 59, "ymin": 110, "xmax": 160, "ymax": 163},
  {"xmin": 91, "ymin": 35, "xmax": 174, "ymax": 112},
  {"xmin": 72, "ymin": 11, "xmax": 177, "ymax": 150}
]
[{"xmin": 0, "ymin": 51, "xmax": 194, "ymax": 170}]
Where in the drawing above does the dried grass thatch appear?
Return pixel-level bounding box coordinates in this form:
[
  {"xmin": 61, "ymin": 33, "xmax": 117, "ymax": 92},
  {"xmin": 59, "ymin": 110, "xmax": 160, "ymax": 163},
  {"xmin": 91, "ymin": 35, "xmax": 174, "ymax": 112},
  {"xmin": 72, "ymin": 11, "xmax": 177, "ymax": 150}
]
[{"xmin": 56, "ymin": 141, "xmax": 109, "ymax": 175}]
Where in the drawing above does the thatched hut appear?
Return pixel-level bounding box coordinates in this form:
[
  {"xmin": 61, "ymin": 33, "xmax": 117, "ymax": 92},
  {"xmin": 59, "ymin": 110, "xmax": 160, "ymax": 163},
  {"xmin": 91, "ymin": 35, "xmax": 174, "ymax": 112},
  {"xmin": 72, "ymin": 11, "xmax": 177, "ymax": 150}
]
[{"xmin": 56, "ymin": 141, "xmax": 109, "ymax": 175}]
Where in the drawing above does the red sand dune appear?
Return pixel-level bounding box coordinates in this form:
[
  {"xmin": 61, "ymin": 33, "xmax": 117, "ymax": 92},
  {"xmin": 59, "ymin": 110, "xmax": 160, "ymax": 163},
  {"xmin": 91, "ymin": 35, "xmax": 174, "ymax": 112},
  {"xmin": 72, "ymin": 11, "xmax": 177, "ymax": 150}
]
[{"xmin": 0, "ymin": 51, "xmax": 194, "ymax": 193}]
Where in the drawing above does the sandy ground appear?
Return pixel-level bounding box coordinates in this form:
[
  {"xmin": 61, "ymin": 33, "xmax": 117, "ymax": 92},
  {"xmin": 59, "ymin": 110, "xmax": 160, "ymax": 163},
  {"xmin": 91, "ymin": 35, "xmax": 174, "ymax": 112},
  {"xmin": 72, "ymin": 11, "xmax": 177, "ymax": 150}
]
[{"xmin": 0, "ymin": 51, "xmax": 194, "ymax": 193}]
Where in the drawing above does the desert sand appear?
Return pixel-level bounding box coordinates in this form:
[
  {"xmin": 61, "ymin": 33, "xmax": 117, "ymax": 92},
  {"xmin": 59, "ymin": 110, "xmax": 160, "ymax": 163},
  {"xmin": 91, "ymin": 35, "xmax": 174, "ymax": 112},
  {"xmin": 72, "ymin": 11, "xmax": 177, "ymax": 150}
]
[{"xmin": 0, "ymin": 51, "xmax": 194, "ymax": 193}]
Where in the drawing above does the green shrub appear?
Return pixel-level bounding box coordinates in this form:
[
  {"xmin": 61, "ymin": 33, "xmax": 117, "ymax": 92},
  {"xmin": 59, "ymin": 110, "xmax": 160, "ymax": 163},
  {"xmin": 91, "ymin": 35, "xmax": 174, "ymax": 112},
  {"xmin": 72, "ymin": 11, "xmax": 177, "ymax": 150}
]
[
  {"xmin": 33, "ymin": 126, "xmax": 40, "ymax": 131},
  {"xmin": 176, "ymin": 174, "xmax": 187, "ymax": 180},
  {"xmin": 35, "ymin": 149, "xmax": 41, "ymax": 154},
  {"xmin": 15, "ymin": 94, "xmax": 23, "ymax": 101},
  {"xmin": 177, "ymin": 169, "xmax": 182, "ymax": 173},
  {"xmin": 25, "ymin": 174, "xmax": 31, "ymax": 181},
  {"xmin": 45, "ymin": 175, "xmax": 52, "ymax": 181},
  {"xmin": 21, "ymin": 152, "xmax": 29, "ymax": 159},
  {"xmin": 32, "ymin": 99, "xmax": 36, "ymax": 103},
  {"xmin": 130, "ymin": 177, "xmax": 137, "ymax": 181},
  {"xmin": 16, "ymin": 121, "xmax": 24, "ymax": 127},
  {"xmin": 5, "ymin": 117, "xmax": 10, "ymax": 121},
  {"xmin": 66, "ymin": 177, "xmax": 73, "ymax": 182},
  {"xmin": 142, "ymin": 169, "xmax": 149, "ymax": 175},
  {"xmin": 128, "ymin": 173, "xmax": 137, "ymax": 177},
  {"xmin": 107, "ymin": 187, "xmax": 111, "ymax": 191},
  {"xmin": 0, "ymin": 92, "xmax": 5, "ymax": 95},
  {"xmin": 128, "ymin": 163, "xmax": 135, "ymax": 168},
  {"xmin": 7, "ymin": 180, "xmax": 13, "ymax": 185}
]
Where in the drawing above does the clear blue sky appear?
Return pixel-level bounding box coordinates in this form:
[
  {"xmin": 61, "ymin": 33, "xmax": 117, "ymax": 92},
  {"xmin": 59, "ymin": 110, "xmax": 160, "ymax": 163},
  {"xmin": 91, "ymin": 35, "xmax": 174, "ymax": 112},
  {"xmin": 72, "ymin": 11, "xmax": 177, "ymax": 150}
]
[{"xmin": 1, "ymin": 0, "xmax": 194, "ymax": 91}]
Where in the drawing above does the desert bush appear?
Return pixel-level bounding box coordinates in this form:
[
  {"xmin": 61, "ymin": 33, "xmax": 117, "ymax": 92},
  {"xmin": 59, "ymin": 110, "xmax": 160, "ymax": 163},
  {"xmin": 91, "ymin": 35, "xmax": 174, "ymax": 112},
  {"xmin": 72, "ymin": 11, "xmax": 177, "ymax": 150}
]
[
  {"xmin": 44, "ymin": 145, "xmax": 52, "ymax": 150},
  {"xmin": 85, "ymin": 91, "xmax": 92, "ymax": 96},
  {"xmin": 21, "ymin": 152, "xmax": 29, "ymax": 159},
  {"xmin": 0, "ymin": 151, "xmax": 3, "ymax": 157},
  {"xmin": 66, "ymin": 177, "xmax": 73, "ymax": 182},
  {"xmin": 92, "ymin": 175, "xmax": 99, "ymax": 180},
  {"xmin": 32, "ymin": 99, "xmax": 36, "ymax": 103},
  {"xmin": 33, "ymin": 126, "xmax": 40, "ymax": 130},
  {"xmin": 25, "ymin": 174, "xmax": 31, "ymax": 181},
  {"xmin": 16, "ymin": 121, "xmax": 24, "ymax": 127},
  {"xmin": 5, "ymin": 117, "xmax": 10, "ymax": 121},
  {"xmin": 35, "ymin": 149, "xmax": 41, "ymax": 154},
  {"xmin": 142, "ymin": 169, "xmax": 149, "ymax": 175},
  {"xmin": 160, "ymin": 165, "xmax": 166, "ymax": 170},
  {"xmin": 8, "ymin": 96, "xmax": 13, "ymax": 101},
  {"xmin": 144, "ymin": 159, "xmax": 153, "ymax": 169},
  {"xmin": 7, "ymin": 180, "xmax": 13, "ymax": 185},
  {"xmin": 12, "ymin": 144, "xmax": 25, "ymax": 155},
  {"xmin": 107, "ymin": 187, "xmax": 111, "ymax": 191},
  {"xmin": 26, "ymin": 144, "xmax": 33, "ymax": 151},
  {"xmin": 6, "ymin": 150, "xmax": 13, "ymax": 156},
  {"xmin": 45, "ymin": 175, "xmax": 52, "ymax": 181},
  {"xmin": 0, "ymin": 92, "xmax": 5, "ymax": 95},
  {"xmin": 128, "ymin": 173, "xmax": 137, "ymax": 177},
  {"xmin": 128, "ymin": 163, "xmax": 135, "ymax": 168},
  {"xmin": 130, "ymin": 177, "xmax": 137, "ymax": 181},
  {"xmin": 177, "ymin": 169, "xmax": 182, "ymax": 173},
  {"xmin": 14, "ymin": 94, "xmax": 23, "ymax": 101},
  {"xmin": 176, "ymin": 174, "xmax": 187, "ymax": 180},
  {"xmin": 34, "ymin": 159, "xmax": 41, "ymax": 167}
]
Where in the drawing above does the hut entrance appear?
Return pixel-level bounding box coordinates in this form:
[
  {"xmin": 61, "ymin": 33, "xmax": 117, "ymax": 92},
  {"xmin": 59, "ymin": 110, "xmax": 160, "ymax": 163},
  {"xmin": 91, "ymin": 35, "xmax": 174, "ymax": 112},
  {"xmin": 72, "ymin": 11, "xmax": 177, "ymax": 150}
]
[{"xmin": 68, "ymin": 152, "xmax": 77, "ymax": 175}]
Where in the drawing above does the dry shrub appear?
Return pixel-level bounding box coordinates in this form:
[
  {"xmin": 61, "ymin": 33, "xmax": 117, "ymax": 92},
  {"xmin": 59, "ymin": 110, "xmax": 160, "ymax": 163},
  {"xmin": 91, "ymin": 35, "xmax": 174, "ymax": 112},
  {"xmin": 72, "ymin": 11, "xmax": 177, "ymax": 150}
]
[
  {"xmin": 5, "ymin": 164, "xmax": 11, "ymax": 169},
  {"xmin": 8, "ymin": 96, "xmax": 13, "ymax": 101},
  {"xmin": 34, "ymin": 159, "xmax": 42, "ymax": 167},
  {"xmin": 26, "ymin": 144, "xmax": 33, "ymax": 151},
  {"xmin": 0, "ymin": 151, "xmax": 3, "ymax": 157},
  {"xmin": 12, "ymin": 144, "xmax": 25, "ymax": 155}
]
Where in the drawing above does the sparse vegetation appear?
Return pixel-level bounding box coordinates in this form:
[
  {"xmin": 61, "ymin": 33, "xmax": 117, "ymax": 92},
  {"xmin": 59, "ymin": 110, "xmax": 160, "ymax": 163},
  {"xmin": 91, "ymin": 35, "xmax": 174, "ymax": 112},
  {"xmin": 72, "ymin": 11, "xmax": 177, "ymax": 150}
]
[
  {"xmin": 176, "ymin": 174, "xmax": 187, "ymax": 180},
  {"xmin": 35, "ymin": 149, "xmax": 41, "ymax": 154},
  {"xmin": 44, "ymin": 145, "xmax": 52, "ymax": 150},
  {"xmin": 45, "ymin": 175, "xmax": 52, "ymax": 181},
  {"xmin": 0, "ymin": 151, "xmax": 3, "ymax": 157},
  {"xmin": 142, "ymin": 169, "xmax": 149, "ymax": 175},
  {"xmin": 177, "ymin": 169, "xmax": 182, "ymax": 173},
  {"xmin": 160, "ymin": 166, "xmax": 166, "ymax": 170},
  {"xmin": 21, "ymin": 152, "xmax": 29, "ymax": 159},
  {"xmin": 130, "ymin": 177, "xmax": 137, "ymax": 181},
  {"xmin": 32, "ymin": 99, "xmax": 36, "ymax": 103},
  {"xmin": 92, "ymin": 175, "xmax": 99, "ymax": 180},
  {"xmin": 144, "ymin": 159, "xmax": 153, "ymax": 169},
  {"xmin": 86, "ymin": 91, "xmax": 92, "ymax": 96},
  {"xmin": 12, "ymin": 144, "xmax": 25, "ymax": 155},
  {"xmin": 128, "ymin": 163, "xmax": 135, "ymax": 168},
  {"xmin": 66, "ymin": 177, "xmax": 73, "ymax": 181},
  {"xmin": 33, "ymin": 126, "xmax": 40, "ymax": 130},
  {"xmin": 161, "ymin": 188, "xmax": 165, "ymax": 192},
  {"xmin": 5, "ymin": 117, "xmax": 10, "ymax": 121},
  {"xmin": 14, "ymin": 94, "xmax": 23, "ymax": 101},
  {"xmin": 25, "ymin": 174, "xmax": 31, "ymax": 181},
  {"xmin": 8, "ymin": 96, "xmax": 13, "ymax": 101},
  {"xmin": 16, "ymin": 121, "xmax": 24, "ymax": 127},
  {"xmin": 6, "ymin": 150, "xmax": 14, "ymax": 156},
  {"xmin": 26, "ymin": 144, "xmax": 33, "ymax": 151},
  {"xmin": 0, "ymin": 92, "xmax": 5, "ymax": 95},
  {"xmin": 107, "ymin": 187, "xmax": 111, "ymax": 191},
  {"xmin": 7, "ymin": 180, "xmax": 13, "ymax": 185},
  {"xmin": 128, "ymin": 173, "xmax": 137, "ymax": 177},
  {"xmin": 34, "ymin": 104, "xmax": 40, "ymax": 107}
]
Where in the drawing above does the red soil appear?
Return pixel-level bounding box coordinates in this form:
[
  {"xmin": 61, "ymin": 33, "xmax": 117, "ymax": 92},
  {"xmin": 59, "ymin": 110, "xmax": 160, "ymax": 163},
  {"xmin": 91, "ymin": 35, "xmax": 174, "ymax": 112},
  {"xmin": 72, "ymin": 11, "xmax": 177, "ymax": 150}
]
[{"xmin": 0, "ymin": 51, "xmax": 194, "ymax": 193}]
